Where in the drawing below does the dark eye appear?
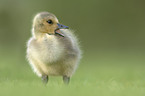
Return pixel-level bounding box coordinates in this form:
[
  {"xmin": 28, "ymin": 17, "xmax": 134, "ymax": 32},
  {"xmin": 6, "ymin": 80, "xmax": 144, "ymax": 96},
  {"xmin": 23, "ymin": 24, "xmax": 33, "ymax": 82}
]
[{"xmin": 47, "ymin": 20, "xmax": 53, "ymax": 24}]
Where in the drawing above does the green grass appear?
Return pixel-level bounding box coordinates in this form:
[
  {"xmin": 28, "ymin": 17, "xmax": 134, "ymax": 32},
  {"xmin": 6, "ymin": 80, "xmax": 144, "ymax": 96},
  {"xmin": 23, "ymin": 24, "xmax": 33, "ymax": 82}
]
[{"xmin": 0, "ymin": 48, "xmax": 145, "ymax": 96}]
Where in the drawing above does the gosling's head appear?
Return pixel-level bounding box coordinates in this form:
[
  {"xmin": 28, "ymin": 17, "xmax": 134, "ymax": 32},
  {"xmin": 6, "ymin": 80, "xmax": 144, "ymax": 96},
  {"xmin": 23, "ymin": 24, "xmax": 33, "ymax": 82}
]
[{"xmin": 33, "ymin": 12, "xmax": 69, "ymax": 37}]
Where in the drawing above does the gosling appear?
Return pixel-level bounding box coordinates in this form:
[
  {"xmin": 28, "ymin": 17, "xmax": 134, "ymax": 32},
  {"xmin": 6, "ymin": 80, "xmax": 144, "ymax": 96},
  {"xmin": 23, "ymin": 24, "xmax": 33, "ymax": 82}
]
[{"xmin": 26, "ymin": 12, "xmax": 81, "ymax": 84}]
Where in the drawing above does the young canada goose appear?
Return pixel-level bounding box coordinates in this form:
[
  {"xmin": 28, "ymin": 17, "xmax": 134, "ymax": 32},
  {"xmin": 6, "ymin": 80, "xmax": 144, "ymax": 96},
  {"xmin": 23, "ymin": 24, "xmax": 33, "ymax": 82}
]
[{"xmin": 26, "ymin": 12, "xmax": 81, "ymax": 84}]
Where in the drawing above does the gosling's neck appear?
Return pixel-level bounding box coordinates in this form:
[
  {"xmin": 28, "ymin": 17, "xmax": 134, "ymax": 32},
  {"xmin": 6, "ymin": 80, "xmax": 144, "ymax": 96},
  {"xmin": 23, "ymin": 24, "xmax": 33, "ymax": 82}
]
[{"xmin": 32, "ymin": 28, "xmax": 47, "ymax": 39}]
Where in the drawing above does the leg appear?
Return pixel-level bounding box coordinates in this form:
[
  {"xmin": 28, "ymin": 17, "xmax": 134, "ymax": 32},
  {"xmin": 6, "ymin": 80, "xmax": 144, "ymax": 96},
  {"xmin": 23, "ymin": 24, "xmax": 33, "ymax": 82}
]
[
  {"xmin": 41, "ymin": 75, "xmax": 48, "ymax": 84},
  {"xmin": 63, "ymin": 75, "xmax": 70, "ymax": 84}
]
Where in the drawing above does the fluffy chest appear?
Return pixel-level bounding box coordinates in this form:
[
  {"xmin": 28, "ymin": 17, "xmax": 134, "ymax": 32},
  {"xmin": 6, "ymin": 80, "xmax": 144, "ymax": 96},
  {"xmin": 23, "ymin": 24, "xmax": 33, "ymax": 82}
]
[{"xmin": 30, "ymin": 35, "xmax": 65, "ymax": 63}]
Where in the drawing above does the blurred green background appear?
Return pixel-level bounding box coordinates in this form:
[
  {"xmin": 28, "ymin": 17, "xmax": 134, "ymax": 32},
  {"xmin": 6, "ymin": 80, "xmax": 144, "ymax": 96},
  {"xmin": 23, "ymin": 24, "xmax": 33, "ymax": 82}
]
[{"xmin": 0, "ymin": 0, "xmax": 145, "ymax": 96}]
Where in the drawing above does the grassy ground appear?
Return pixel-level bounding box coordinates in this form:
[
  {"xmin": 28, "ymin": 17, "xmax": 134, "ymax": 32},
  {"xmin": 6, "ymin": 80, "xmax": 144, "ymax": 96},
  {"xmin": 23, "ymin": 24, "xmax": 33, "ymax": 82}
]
[{"xmin": 0, "ymin": 48, "xmax": 145, "ymax": 96}]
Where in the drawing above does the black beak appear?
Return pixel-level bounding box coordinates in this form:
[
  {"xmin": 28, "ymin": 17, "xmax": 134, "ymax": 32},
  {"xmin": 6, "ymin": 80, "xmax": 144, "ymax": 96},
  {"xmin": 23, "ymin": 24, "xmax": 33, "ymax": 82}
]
[
  {"xmin": 57, "ymin": 23, "xmax": 69, "ymax": 29},
  {"xmin": 55, "ymin": 23, "xmax": 69, "ymax": 37}
]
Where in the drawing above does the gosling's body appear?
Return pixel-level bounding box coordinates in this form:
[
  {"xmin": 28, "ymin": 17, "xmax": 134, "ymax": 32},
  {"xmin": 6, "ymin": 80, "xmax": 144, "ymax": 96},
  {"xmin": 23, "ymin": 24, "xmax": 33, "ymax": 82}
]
[
  {"xmin": 26, "ymin": 12, "xmax": 81, "ymax": 84},
  {"xmin": 27, "ymin": 30, "xmax": 80, "ymax": 77}
]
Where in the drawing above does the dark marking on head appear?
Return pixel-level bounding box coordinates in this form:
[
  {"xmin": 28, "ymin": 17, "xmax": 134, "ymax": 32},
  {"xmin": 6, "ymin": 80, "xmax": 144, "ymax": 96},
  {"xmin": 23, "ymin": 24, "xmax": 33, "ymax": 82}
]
[{"xmin": 39, "ymin": 23, "xmax": 44, "ymax": 27}]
